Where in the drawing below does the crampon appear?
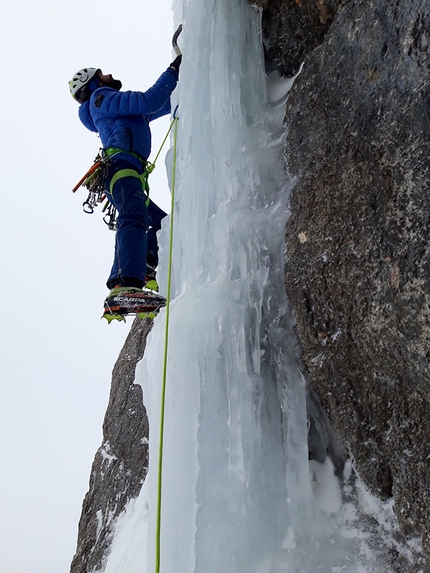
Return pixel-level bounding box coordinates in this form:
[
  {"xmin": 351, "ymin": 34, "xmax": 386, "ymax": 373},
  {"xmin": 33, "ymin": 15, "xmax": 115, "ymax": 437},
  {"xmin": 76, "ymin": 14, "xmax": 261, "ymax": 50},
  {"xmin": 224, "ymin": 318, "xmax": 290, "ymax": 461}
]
[{"xmin": 102, "ymin": 287, "xmax": 166, "ymax": 323}]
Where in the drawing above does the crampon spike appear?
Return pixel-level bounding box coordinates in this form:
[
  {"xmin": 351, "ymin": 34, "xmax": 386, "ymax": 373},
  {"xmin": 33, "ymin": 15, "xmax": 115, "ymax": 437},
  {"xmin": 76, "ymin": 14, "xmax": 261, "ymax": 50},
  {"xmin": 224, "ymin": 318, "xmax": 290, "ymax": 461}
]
[
  {"xmin": 102, "ymin": 312, "xmax": 126, "ymax": 323},
  {"xmin": 102, "ymin": 311, "xmax": 158, "ymax": 323},
  {"xmin": 137, "ymin": 311, "xmax": 157, "ymax": 320}
]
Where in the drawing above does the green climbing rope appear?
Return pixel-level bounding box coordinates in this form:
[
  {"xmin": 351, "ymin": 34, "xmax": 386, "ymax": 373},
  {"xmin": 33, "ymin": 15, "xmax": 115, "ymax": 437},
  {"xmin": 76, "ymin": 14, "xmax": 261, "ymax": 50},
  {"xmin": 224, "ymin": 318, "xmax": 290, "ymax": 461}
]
[
  {"xmin": 155, "ymin": 112, "xmax": 179, "ymax": 573},
  {"xmin": 152, "ymin": 117, "xmax": 177, "ymax": 167}
]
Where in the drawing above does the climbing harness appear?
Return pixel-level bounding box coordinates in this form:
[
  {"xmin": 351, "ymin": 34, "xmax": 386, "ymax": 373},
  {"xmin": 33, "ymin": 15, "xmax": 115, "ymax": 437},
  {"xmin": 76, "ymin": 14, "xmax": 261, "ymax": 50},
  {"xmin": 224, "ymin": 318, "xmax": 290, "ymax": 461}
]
[
  {"xmin": 72, "ymin": 150, "xmax": 146, "ymax": 231},
  {"xmin": 71, "ymin": 119, "xmax": 176, "ymax": 231}
]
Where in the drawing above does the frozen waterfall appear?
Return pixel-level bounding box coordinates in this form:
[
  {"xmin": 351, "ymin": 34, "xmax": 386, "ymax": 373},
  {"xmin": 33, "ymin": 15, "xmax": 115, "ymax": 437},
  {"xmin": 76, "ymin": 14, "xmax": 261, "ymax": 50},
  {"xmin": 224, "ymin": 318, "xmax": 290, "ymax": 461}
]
[{"xmin": 102, "ymin": 1, "xmax": 399, "ymax": 572}]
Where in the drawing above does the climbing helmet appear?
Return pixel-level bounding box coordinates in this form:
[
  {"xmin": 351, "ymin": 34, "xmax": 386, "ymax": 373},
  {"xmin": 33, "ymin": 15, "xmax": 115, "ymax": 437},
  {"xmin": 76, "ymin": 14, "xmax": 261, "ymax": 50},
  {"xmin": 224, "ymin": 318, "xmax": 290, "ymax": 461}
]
[{"xmin": 69, "ymin": 67, "xmax": 99, "ymax": 103}]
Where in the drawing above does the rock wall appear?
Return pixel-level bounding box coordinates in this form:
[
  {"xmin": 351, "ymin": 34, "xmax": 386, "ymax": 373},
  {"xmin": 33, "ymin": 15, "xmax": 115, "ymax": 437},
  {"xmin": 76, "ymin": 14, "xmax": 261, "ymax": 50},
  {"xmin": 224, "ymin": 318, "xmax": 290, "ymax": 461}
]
[
  {"xmin": 70, "ymin": 319, "xmax": 153, "ymax": 573},
  {"xmin": 260, "ymin": 0, "xmax": 342, "ymax": 76},
  {"xmin": 258, "ymin": 0, "xmax": 430, "ymax": 558}
]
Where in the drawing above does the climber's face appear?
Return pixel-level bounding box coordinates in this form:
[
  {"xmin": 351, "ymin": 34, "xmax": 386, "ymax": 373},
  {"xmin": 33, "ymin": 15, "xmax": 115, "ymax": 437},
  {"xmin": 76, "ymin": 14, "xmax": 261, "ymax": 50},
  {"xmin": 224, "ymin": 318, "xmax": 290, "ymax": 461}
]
[{"xmin": 96, "ymin": 70, "xmax": 122, "ymax": 91}]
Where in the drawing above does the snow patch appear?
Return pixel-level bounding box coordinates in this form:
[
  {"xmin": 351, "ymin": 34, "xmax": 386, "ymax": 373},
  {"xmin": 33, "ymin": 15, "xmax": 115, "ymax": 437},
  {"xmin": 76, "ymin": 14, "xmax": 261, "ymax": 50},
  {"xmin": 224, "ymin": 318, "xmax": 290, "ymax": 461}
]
[{"xmin": 309, "ymin": 458, "xmax": 342, "ymax": 513}]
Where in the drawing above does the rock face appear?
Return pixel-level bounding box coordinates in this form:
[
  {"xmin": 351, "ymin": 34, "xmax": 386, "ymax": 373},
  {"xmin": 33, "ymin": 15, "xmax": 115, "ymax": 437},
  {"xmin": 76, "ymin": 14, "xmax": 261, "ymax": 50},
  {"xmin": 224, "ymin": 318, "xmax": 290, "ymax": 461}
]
[
  {"xmin": 261, "ymin": 0, "xmax": 430, "ymax": 559},
  {"xmin": 259, "ymin": 0, "xmax": 342, "ymax": 77},
  {"xmin": 70, "ymin": 319, "xmax": 153, "ymax": 573}
]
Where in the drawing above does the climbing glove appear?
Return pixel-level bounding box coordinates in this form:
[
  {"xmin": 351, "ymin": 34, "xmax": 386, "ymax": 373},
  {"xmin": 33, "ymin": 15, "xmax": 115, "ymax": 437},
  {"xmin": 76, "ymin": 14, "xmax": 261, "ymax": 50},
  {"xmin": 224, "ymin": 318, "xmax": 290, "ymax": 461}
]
[{"xmin": 169, "ymin": 55, "xmax": 182, "ymax": 74}]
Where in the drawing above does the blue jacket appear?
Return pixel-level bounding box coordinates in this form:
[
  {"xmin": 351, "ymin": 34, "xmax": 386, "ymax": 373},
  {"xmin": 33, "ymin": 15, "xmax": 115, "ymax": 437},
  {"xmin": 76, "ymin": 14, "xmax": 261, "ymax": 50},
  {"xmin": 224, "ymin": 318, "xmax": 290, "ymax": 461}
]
[{"xmin": 79, "ymin": 68, "xmax": 178, "ymax": 160}]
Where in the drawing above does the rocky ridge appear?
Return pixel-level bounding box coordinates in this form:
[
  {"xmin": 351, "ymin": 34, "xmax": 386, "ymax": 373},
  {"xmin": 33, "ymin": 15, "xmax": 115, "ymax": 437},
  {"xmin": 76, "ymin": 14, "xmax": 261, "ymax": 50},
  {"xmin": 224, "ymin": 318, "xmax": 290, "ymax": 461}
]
[{"xmin": 70, "ymin": 319, "xmax": 153, "ymax": 573}]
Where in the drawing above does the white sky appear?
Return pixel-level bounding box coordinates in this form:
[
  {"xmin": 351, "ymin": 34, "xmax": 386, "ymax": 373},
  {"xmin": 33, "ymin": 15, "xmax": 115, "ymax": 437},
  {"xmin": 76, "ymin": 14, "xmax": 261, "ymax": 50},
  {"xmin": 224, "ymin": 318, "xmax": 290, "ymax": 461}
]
[{"xmin": 0, "ymin": 1, "xmax": 175, "ymax": 571}]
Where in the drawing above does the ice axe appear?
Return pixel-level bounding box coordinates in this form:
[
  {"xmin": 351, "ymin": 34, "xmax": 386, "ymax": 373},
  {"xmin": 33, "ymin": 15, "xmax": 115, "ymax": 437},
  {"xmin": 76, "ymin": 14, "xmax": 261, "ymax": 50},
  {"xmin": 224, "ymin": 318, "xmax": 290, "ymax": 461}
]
[{"xmin": 172, "ymin": 24, "xmax": 182, "ymax": 56}]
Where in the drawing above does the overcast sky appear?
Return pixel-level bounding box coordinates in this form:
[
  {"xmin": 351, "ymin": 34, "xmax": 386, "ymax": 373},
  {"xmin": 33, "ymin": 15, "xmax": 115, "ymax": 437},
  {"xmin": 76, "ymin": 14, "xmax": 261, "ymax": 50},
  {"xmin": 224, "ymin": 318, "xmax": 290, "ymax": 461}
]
[{"xmin": 0, "ymin": 1, "xmax": 176, "ymax": 571}]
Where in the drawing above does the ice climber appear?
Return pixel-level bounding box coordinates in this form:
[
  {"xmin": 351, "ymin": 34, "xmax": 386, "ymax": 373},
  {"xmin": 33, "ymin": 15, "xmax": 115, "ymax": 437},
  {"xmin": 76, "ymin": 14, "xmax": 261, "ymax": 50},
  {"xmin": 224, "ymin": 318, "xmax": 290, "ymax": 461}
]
[{"xmin": 68, "ymin": 57, "xmax": 181, "ymax": 321}]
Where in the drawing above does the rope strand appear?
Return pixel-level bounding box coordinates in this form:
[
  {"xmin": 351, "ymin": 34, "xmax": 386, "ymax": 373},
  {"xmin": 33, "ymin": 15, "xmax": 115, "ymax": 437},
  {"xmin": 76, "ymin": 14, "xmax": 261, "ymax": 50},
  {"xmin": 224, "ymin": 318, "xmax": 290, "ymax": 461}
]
[{"xmin": 155, "ymin": 113, "xmax": 179, "ymax": 573}]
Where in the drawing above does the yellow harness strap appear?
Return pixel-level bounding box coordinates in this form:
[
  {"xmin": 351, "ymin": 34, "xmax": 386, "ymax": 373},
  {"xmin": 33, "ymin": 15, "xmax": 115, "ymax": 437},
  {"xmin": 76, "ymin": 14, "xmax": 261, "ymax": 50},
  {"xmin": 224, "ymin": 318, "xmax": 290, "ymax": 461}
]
[{"xmin": 109, "ymin": 168, "xmax": 151, "ymax": 206}]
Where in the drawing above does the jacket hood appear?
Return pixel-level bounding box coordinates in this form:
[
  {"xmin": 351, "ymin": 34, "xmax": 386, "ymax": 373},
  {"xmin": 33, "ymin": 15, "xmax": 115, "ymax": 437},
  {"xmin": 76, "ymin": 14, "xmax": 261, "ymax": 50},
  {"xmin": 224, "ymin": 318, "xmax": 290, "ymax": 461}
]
[{"xmin": 78, "ymin": 101, "xmax": 97, "ymax": 133}]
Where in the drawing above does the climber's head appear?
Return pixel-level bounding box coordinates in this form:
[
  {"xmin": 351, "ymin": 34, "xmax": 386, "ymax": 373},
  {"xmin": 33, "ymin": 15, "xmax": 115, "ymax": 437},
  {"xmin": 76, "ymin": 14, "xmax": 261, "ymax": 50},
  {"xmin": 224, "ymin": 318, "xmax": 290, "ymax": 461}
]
[
  {"xmin": 69, "ymin": 67, "xmax": 100, "ymax": 104},
  {"xmin": 69, "ymin": 68, "xmax": 123, "ymax": 103}
]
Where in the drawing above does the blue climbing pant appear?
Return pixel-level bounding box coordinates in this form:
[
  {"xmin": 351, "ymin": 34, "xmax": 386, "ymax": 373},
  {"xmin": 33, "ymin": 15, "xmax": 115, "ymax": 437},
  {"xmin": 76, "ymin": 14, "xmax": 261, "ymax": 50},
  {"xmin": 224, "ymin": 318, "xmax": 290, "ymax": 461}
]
[{"xmin": 105, "ymin": 157, "xmax": 167, "ymax": 289}]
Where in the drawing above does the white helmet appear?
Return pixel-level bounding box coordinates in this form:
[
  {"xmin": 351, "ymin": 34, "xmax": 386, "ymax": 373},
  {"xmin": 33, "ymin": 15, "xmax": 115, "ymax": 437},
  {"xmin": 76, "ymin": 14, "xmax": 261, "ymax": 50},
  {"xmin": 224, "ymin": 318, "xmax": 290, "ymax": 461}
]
[{"xmin": 69, "ymin": 67, "xmax": 99, "ymax": 103}]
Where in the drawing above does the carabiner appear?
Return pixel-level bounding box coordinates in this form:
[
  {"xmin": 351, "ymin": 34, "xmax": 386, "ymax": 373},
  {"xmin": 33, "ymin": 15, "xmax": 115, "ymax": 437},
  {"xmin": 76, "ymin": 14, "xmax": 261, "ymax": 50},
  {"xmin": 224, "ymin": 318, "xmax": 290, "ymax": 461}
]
[{"xmin": 83, "ymin": 201, "xmax": 94, "ymax": 214}]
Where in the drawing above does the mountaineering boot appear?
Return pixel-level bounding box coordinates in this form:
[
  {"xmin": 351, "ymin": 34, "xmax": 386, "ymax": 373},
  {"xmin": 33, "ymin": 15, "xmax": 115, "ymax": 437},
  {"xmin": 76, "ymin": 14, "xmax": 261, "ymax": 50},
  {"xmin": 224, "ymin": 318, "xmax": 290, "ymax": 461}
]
[
  {"xmin": 103, "ymin": 285, "xmax": 166, "ymax": 323},
  {"xmin": 145, "ymin": 264, "xmax": 159, "ymax": 292}
]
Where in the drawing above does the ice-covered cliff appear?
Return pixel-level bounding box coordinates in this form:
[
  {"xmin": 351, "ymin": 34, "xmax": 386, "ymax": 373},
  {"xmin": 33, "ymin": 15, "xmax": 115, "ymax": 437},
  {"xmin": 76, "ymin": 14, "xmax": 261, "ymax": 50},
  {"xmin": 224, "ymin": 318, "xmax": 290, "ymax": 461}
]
[{"xmin": 71, "ymin": 1, "xmax": 430, "ymax": 572}]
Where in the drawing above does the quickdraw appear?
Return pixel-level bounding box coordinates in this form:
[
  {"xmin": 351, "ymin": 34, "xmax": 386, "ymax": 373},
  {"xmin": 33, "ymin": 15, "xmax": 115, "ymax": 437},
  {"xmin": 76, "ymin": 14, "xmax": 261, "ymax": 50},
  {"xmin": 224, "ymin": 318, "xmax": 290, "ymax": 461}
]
[
  {"xmin": 101, "ymin": 198, "xmax": 117, "ymax": 231},
  {"xmin": 72, "ymin": 151, "xmax": 153, "ymax": 231},
  {"xmin": 72, "ymin": 151, "xmax": 115, "ymax": 228}
]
